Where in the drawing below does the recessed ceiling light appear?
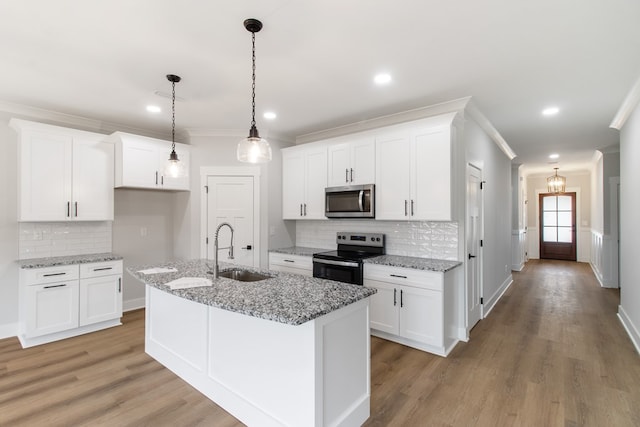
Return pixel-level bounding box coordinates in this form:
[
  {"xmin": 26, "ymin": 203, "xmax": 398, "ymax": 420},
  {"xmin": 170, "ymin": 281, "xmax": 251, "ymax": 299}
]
[
  {"xmin": 146, "ymin": 105, "xmax": 161, "ymax": 113},
  {"xmin": 549, "ymin": 153, "xmax": 559, "ymax": 159},
  {"xmin": 263, "ymin": 111, "xmax": 277, "ymax": 120},
  {"xmin": 374, "ymin": 73, "xmax": 392, "ymax": 85},
  {"xmin": 542, "ymin": 106, "xmax": 559, "ymax": 116}
]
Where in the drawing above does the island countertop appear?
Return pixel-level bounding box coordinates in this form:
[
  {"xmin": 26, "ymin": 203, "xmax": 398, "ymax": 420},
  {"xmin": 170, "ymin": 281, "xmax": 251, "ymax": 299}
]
[{"xmin": 128, "ymin": 259, "xmax": 376, "ymax": 326}]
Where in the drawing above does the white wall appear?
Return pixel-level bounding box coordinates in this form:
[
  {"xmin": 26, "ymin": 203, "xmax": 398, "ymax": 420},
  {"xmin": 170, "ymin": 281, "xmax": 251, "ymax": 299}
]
[
  {"xmin": 618, "ymin": 98, "xmax": 640, "ymax": 353},
  {"xmin": 463, "ymin": 118, "xmax": 513, "ymax": 313},
  {"xmin": 0, "ymin": 112, "xmax": 19, "ymax": 337}
]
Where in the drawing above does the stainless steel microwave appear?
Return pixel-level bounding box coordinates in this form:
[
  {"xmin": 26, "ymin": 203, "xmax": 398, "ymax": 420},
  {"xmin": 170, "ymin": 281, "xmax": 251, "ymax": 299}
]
[{"xmin": 325, "ymin": 184, "xmax": 375, "ymax": 218}]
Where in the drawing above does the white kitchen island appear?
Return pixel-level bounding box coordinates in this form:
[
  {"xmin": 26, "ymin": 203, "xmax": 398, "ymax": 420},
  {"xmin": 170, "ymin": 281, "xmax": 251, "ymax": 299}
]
[{"xmin": 129, "ymin": 260, "xmax": 375, "ymax": 427}]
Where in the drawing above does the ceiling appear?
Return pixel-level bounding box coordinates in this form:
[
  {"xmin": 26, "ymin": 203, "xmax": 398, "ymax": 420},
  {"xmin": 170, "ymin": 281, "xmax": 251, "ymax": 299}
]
[{"xmin": 1, "ymin": 1, "xmax": 639, "ymax": 175}]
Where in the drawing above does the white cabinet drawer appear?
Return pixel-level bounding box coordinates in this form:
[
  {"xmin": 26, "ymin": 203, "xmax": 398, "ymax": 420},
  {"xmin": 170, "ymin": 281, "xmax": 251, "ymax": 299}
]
[
  {"xmin": 269, "ymin": 253, "xmax": 313, "ymax": 270},
  {"xmin": 364, "ymin": 264, "xmax": 442, "ymax": 291},
  {"xmin": 80, "ymin": 260, "xmax": 123, "ymax": 278},
  {"xmin": 22, "ymin": 265, "xmax": 80, "ymax": 286}
]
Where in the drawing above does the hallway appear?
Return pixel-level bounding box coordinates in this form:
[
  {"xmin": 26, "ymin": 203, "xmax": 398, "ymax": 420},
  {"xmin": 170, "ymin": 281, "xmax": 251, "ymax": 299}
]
[{"xmin": 365, "ymin": 259, "xmax": 640, "ymax": 426}]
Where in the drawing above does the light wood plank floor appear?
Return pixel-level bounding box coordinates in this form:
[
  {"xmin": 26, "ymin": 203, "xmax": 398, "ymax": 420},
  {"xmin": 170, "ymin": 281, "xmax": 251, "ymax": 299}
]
[{"xmin": 1, "ymin": 260, "xmax": 639, "ymax": 426}]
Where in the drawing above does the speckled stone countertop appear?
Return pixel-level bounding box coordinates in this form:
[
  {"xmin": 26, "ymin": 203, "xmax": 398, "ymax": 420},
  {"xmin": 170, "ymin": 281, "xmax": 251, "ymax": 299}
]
[
  {"xmin": 19, "ymin": 253, "xmax": 123, "ymax": 269},
  {"xmin": 269, "ymin": 246, "xmax": 327, "ymax": 257},
  {"xmin": 364, "ymin": 255, "xmax": 462, "ymax": 272},
  {"xmin": 128, "ymin": 259, "xmax": 376, "ymax": 326}
]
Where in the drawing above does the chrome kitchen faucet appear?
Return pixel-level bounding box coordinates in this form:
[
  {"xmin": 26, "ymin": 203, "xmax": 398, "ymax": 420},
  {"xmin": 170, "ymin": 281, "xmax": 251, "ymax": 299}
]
[{"xmin": 212, "ymin": 222, "xmax": 234, "ymax": 278}]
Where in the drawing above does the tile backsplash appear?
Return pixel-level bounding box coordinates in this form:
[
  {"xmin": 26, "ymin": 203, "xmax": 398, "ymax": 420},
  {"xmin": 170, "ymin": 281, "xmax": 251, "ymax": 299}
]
[
  {"xmin": 19, "ymin": 222, "xmax": 112, "ymax": 259},
  {"xmin": 296, "ymin": 220, "xmax": 459, "ymax": 260}
]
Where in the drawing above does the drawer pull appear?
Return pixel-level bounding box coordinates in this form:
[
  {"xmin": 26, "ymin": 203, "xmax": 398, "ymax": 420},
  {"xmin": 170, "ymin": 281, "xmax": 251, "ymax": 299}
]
[
  {"xmin": 43, "ymin": 272, "xmax": 66, "ymax": 277},
  {"xmin": 93, "ymin": 267, "xmax": 113, "ymax": 271},
  {"xmin": 390, "ymin": 274, "xmax": 407, "ymax": 279},
  {"xmin": 400, "ymin": 289, "xmax": 404, "ymax": 307},
  {"xmin": 284, "ymin": 259, "xmax": 295, "ymax": 263},
  {"xmin": 44, "ymin": 284, "xmax": 67, "ymax": 289}
]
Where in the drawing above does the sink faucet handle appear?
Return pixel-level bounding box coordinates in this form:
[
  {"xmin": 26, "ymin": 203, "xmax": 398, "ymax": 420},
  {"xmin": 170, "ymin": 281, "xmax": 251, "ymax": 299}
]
[{"xmin": 228, "ymin": 246, "xmax": 234, "ymax": 259}]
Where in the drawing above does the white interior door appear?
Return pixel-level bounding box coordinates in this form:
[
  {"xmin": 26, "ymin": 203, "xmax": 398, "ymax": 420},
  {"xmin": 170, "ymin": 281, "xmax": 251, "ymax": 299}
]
[
  {"xmin": 466, "ymin": 164, "xmax": 482, "ymax": 331},
  {"xmin": 206, "ymin": 176, "xmax": 255, "ymax": 268}
]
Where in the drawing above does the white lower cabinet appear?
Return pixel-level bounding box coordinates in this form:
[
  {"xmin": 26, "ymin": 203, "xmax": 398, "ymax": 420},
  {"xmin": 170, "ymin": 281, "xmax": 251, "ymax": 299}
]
[
  {"xmin": 365, "ymin": 263, "xmax": 462, "ymax": 356},
  {"xmin": 268, "ymin": 252, "xmax": 313, "ymax": 277},
  {"xmin": 19, "ymin": 260, "xmax": 123, "ymax": 348}
]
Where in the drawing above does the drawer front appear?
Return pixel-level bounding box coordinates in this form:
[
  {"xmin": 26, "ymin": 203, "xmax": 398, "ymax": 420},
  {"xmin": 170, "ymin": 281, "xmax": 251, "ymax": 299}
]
[
  {"xmin": 269, "ymin": 253, "xmax": 313, "ymax": 271},
  {"xmin": 22, "ymin": 264, "xmax": 80, "ymax": 286},
  {"xmin": 80, "ymin": 260, "xmax": 123, "ymax": 278},
  {"xmin": 364, "ymin": 264, "xmax": 442, "ymax": 291}
]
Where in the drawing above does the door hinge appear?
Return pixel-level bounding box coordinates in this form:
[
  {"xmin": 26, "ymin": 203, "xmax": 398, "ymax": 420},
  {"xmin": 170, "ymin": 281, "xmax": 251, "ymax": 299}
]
[
  {"xmin": 206, "ymin": 237, "xmax": 209, "ymax": 244},
  {"xmin": 480, "ymin": 181, "xmax": 485, "ymax": 190},
  {"xmin": 204, "ymin": 185, "xmax": 209, "ymax": 193},
  {"xmin": 480, "ymin": 239, "xmax": 483, "ymax": 247},
  {"xmin": 480, "ymin": 297, "xmax": 484, "ymax": 304}
]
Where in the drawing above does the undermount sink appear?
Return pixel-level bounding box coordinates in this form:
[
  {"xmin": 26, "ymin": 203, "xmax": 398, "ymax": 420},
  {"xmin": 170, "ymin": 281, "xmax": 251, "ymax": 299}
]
[{"xmin": 216, "ymin": 268, "xmax": 272, "ymax": 282}]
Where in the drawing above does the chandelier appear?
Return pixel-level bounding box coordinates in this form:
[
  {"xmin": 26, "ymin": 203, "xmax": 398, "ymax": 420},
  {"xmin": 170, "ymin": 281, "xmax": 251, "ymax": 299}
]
[{"xmin": 547, "ymin": 168, "xmax": 566, "ymax": 193}]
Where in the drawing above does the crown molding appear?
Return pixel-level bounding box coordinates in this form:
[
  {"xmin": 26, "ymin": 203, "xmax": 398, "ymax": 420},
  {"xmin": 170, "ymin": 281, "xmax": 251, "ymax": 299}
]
[
  {"xmin": 185, "ymin": 127, "xmax": 294, "ymax": 144},
  {"xmin": 295, "ymin": 97, "xmax": 472, "ymax": 144},
  {"xmin": 465, "ymin": 99, "xmax": 517, "ymax": 160},
  {"xmin": 610, "ymin": 75, "xmax": 640, "ymax": 130}
]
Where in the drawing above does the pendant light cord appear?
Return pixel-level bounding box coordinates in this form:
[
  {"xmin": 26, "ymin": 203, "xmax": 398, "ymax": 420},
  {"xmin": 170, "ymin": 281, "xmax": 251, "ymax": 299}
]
[
  {"xmin": 171, "ymin": 80, "xmax": 176, "ymax": 151},
  {"xmin": 251, "ymin": 31, "xmax": 256, "ymax": 129}
]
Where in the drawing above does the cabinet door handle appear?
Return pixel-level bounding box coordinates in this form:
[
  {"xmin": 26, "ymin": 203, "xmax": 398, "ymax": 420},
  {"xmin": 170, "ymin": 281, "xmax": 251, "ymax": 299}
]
[
  {"xmin": 118, "ymin": 278, "xmax": 122, "ymax": 293},
  {"xmin": 300, "ymin": 204, "xmax": 303, "ymax": 216},
  {"xmin": 93, "ymin": 267, "xmax": 113, "ymax": 271},
  {"xmin": 411, "ymin": 200, "xmax": 414, "ymax": 216},
  {"xmin": 390, "ymin": 274, "xmax": 407, "ymax": 279},
  {"xmin": 393, "ymin": 288, "xmax": 397, "ymax": 306},
  {"xmin": 44, "ymin": 284, "xmax": 67, "ymax": 289},
  {"xmin": 155, "ymin": 171, "xmax": 158, "ymax": 185},
  {"xmin": 67, "ymin": 201, "xmax": 70, "ymax": 217},
  {"xmin": 350, "ymin": 168, "xmax": 354, "ymax": 182},
  {"xmin": 404, "ymin": 200, "xmax": 408, "ymax": 216},
  {"xmin": 345, "ymin": 169, "xmax": 349, "ymax": 183},
  {"xmin": 304, "ymin": 203, "xmax": 307, "ymax": 216},
  {"xmin": 400, "ymin": 289, "xmax": 404, "ymax": 308},
  {"xmin": 161, "ymin": 175, "xmax": 164, "ymax": 186},
  {"xmin": 75, "ymin": 201, "xmax": 78, "ymax": 217},
  {"xmin": 44, "ymin": 272, "xmax": 66, "ymax": 277}
]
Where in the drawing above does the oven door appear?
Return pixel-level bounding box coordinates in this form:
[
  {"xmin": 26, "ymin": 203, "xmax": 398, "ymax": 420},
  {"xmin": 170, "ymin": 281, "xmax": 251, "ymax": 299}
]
[{"xmin": 312, "ymin": 258, "xmax": 363, "ymax": 285}]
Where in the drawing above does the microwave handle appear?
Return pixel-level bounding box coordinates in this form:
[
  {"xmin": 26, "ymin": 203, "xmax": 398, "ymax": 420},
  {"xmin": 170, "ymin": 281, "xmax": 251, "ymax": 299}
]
[{"xmin": 358, "ymin": 190, "xmax": 364, "ymax": 212}]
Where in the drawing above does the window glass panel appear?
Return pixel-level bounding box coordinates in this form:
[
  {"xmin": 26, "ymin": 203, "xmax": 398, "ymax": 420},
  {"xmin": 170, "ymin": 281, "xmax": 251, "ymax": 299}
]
[
  {"xmin": 558, "ymin": 212, "xmax": 572, "ymax": 227},
  {"xmin": 543, "ymin": 196, "xmax": 557, "ymax": 211},
  {"xmin": 558, "ymin": 195, "xmax": 571, "ymax": 211},
  {"xmin": 544, "ymin": 212, "xmax": 557, "ymax": 226},
  {"xmin": 543, "ymin": 227, "xmax": 557, "ymax": 242},
  {"xmin": 558, "ymin": 227, "xmax": 572, "ymax": 243}
]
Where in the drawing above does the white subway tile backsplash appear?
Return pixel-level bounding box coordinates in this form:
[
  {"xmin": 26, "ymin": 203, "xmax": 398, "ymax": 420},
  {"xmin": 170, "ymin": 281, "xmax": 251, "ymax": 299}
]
[
  {"xmin": 19, "ymin": 222, "xmax": 112, "ymax": 260},
  {"xmin": 295, "ymin": 220, "xmax": 459, "ymax": 260}
]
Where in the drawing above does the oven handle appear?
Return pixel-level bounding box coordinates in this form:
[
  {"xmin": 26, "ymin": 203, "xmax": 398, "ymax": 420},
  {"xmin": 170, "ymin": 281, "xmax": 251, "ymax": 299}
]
[
  {"xmin": 313, "ymin": 258, "xmax": 360, "ymax": 268},
  {"xmin": 358, "ymin": 190, "xmax": 364, "ymax": 212}
]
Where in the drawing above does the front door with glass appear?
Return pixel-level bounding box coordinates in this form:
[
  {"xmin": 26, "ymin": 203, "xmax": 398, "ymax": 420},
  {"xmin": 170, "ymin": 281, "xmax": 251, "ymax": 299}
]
[{"xmin": 539, "ymin": 192, "xmax": 576, "ymax": 261}]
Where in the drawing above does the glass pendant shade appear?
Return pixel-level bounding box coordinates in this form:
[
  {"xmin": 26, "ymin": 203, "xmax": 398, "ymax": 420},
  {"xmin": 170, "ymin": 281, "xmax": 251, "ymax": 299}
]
[
  {"xmin": 547, "ymin": 168, "xmax": 566, "ymax": 193},
  {"xmin": 164, "ymin": 149, "xmax": 186, "ymax": 178},
  {"xmin": 238, "ymin": 125, "xmax": 272, "ymax": 164}
]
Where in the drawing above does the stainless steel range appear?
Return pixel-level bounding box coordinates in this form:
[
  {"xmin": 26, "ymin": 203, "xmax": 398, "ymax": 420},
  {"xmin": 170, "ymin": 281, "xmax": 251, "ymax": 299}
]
[{"xmin": 312, "ymin": 232, "xmax": 385, "ymax": 285}]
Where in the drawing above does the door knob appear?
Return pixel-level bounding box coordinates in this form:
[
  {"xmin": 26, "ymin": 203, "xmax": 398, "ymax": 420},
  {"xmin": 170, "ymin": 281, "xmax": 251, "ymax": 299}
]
[
  {"xmin": 242, "ymin": 245, "xmax": 252, "ymax": 250},
  {"xmin": 468, "ymin": 254, "xmax": 476, "ymax": 259}
]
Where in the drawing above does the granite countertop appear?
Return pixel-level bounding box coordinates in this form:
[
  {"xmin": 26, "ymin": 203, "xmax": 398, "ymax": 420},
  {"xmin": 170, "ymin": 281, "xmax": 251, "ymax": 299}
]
[
  {"xmin": 19, "ymin": 253, "xmax": 123, "ymax": 269},
  {"xmin": 269, "ymin": 246, "xmax": 327, "ymax": 257},
  {"xmin": 364, "ymin": 255, "xmax": 462, "ymax": 272},
  {"xmin": 128, "ymin": 259, "xmax": 376, "ymax": 326}
]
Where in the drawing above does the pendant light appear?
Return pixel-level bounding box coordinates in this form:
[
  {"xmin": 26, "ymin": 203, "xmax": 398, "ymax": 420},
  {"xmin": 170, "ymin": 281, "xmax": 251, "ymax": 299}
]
[
  {"xmin": 237, "ymin": 18, "xmax": 272, "ymax": 164},
  {"xmin": 547, "ymin": 167, "xmax": 566, "ymax": 194},
  {"xmin": 164, "ymin": 74, "xmax": 186, "ymax": 178}
]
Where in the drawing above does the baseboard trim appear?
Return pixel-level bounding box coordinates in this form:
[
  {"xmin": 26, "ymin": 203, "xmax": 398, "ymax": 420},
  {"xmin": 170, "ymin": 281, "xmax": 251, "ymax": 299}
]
[
  {"xmin": 618, "ymin": 305, "xmax": 640, "ymax": 356},
  {"xmin": 483, "ymin": 275, "xmax": 513, "ymax": 319},
  {"xmin": 123, "ymin": 297, "xmax": 146, "ymax": 312}
]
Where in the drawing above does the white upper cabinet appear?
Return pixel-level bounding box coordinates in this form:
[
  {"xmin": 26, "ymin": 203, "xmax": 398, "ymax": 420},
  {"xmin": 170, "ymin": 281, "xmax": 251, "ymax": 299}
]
[
  {"xmin": 375, "ymin": 113, "xmax": 456, "ymax": 221},
  {"xmin": 327, "ymin": 137, "xmax": 375, "ymax": 186},
  {"xmin": 282, "ymin": 144, "xmax": 327, "ymax": 219},
  {"xmin": 112, "ymin": 132, "xmax": 190, "ymax": 191},
  {"xmin": 11, "ymin": 119, "xmax": 114, "ymax": 222}
]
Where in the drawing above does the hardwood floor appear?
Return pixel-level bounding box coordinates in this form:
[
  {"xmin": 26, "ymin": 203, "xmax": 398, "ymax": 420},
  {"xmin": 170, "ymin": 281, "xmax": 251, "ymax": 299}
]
[{"xmin": 1, "ymin": 260, "xmax": 639, "ymax": 426}]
